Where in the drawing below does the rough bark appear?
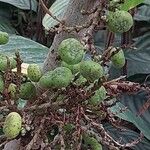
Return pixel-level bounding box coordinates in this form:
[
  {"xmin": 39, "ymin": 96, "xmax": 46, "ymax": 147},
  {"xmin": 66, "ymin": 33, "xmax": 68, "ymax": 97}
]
[{"xmin": 43, "ymin": 0, "xmax": 96, "ymax": 72}]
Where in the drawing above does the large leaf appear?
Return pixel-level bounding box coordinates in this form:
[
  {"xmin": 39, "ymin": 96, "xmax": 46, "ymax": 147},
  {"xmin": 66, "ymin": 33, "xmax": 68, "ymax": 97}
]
[
  {"xmin": 0, "ymin": 35, "xmax": 49, "ymax": 64},
  {"xmin": 0, "ymin": 18, "xmax": 18, "ymax": 34},
  {"xmin": 120, "ymin": 0, "xmax": 144, "ymax": 11},
  {"xmin": 110, "ymin": 98, "xmax": 150, "ymax": 140},
  {"xmin": 0, "ymin": 0, "xmax": 37, "ymax": 11},
  {"xmin": 104, "ymin": 123, "xmax": 150, "ymax": 150},
  {"xmin": 42, "ymin": 0, "xmax": 69, "ymax": 30}
]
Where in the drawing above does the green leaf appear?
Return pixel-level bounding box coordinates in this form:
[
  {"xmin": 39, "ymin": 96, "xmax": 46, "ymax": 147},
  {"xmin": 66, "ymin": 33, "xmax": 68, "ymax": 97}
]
[
  {"xmin": 0, "ymin": 35, "xmax": 49, "ymax": 64},
  {"xmin": 42, "ymin": 0, "xmax": 69, "ymax": 30},
  {"xmin": 105, "ymin": 123, "xmax": 150, "ymax": 150},
  {"xmin": 120, "ymin": 0, "xmax": 144, "ymax": 11},
  {"xmin": 0, "ymin": 0, "xmax": 37, "ymax": 11},
  {"xmin": 0, "ymin": 18, "xmax": 18, "ymax": 34},
  {"xmin": 110, "ymin": 92, "xmax": 150, "ymax": 140}
]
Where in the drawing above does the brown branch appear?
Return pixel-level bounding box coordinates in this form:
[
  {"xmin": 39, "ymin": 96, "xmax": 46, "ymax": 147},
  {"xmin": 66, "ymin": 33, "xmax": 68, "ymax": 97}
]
[{"xmin": 25, "ymin": 117, "xmax": 46, "ymax": 150}]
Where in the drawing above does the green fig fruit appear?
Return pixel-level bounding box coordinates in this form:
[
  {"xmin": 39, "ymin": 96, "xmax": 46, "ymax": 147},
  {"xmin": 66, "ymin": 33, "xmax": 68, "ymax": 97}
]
[
  {"xmin": 19, "ymin": 82, "xmax": 36, "ymax": 100},
  {"xmin": 50, "ymin": 67, "xmax": 73, "ymax": 88},
  {"xmin": 27, "ymin": 64, "xmax": 42, "ymax": 82},
  {"xmin": 83, "ymin": 134, "xmax": 102, "ymax": 150},
  {"xmin": 58, "ymin": 38, "xmax": 84, "ymax": 65},
  {"xmin": 38, "ymin": 71, "xmax": 53, "ymax": 88},
  {"xmin": 39, "ymin": 67, "xmax": 73, "ymax": 89},
  {"xmin": 8, "ymin": 83, "xmax": 17, "ymax": 99},
  {"xmin": 0, "ymin": 31, "xmax": 9, "ymax": 45},
  {"xmin": 111, "ymin": 49, "xmax": 125, "ymax": 68},
  {"xmin": 88, "ymin": 86, "xmax": 107, "ymax": 106},
  {"xmin": 3, "ymin": 112, "xmax": 22, "ymax": 139},
  {"xmin": 80, "ymin": 60, "xmax": 103, "ymax": 82},
  {"xmin": 107, "ymin": 10, "xmax": 133, "ymax": 33},
  {"xmin": 0, "ymin": 55, "xmax": 17, "ymax": 71},
  {"xmin": 61, "ymin": 61, "xmax": 80, "ymax": 74}
]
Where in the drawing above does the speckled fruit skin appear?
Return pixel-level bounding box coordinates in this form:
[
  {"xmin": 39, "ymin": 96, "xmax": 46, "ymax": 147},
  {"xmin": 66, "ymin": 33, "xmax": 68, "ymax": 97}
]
[
  {"xmin": 111, "ymin": 49, "xmax": 125, "ymax": 68},
  {"xmin": 89, "ymin": 86, "xmax": 107, "ymax": 106},
  {"xmin": 8, "ymin": 83, "xmax": 17, "ymax": 99},
  {"xmin": 58, "ymin": 38, "xmax": 84, "ymax": 65},
  {"xmin": 0, "ymin": 55, "xmax": 16, "ymax": 71},
  {"xmin": 39, "ymin": 67, "xmax": 73, "ymax": 89},
  {"xmin": 0, "ymin": 75, "xmax": 4, "ymax": 92},
  {"xmin": 39, "ymin": 71, "xmax": 53, "ymax": 88},
  {"xmin": 50, "ymin": 67, "xmax": 73, "ymax": 88},
  {"xmin": 3, "ymin": 112, "xmax": 22, "ymax": 139},
  {"xmin": 61, "ymin": 61, "xmax": 80, "ymax": 74},
  {"xmin": 83, "ymin": 134, "xmax": 102, "ymax": 150},
  {"xmin": 80, "ymin": 60, "xmax": 103, "ymax": 82},
  {"xmin": 107, "ymin": 10, "xmax": 133, "ymax": 33},
  {"xmin": 27, "ymin": 64, "xmax": 42, "ymax": 82},
  {"xmin": 19, "ymin": 82, "xmax": 36, "ymax": 100},
  {"xmin": 0, "ymin": 31, "xmax": 9, "ymax": 45}
]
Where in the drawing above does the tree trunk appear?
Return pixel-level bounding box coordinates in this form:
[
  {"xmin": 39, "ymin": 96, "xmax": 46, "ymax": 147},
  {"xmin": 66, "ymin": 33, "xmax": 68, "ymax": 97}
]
[{"xmin": 43, "ymin": 0, "xmax": 96, "ymax": 72}]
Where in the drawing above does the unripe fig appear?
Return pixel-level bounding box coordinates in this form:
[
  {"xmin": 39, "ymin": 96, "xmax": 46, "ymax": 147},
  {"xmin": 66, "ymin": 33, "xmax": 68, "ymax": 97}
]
[
  {"xmin": 8, "ymin": 83, "xmax": 17, "ymax": 98},
  {"xmin": 38, "ymin": 71, "xmax": 53, "ymax": 88},
  {"xmin": 111, "ymin": 49, "xmax": 125, "ymax": 68},
  {"xmin": 58, "ymin": 38, "xmax": 84, "ymax": 65},
  {"xmin": 3, "ymin": 112, "xmax": 22, "ymax": 139},
  {"xmin": 80, "ymin": 60, "xmax": 103, "ymax": 82},
  {"xmin": 83, "ymin": 134, "xmax": 102, "ymax": 150},
  {"xmin": 61, "ymin": 61, "xmax": 80, "ymax": 74},
  {"xmin": 107, "ymin": 10, "xmax": 133, "ymax": 33},
  {"xmin": 50, "ymin": 67, "xmax": 73, "ymax": 88},
  {"xmin": 39, "ymin": 67, "xmax": 73, "ymax": 89},
  {"xmin": 89, "ymin": 86, "xmax": 107, "ymax": 106},
  {"xmin": 27, "ymin": 64, "xmax": 42, "ymax": 82},
  {"xmin": 19, "ymin": 82, "xmax": 36, "ymax": 100},
  {"xmin": 0, "ymin": 31, "xmax": 9, "ymax": 45},
  {"xmin": 0, "ymin": 55, "xmax": 17, "ymax": 71}
]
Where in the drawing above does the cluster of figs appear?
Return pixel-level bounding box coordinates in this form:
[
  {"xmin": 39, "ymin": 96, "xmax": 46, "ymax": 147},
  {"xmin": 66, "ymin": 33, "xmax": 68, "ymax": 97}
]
[{"xmin": 1, "ymin": 7, "xmax": 133, "ymax": 148}]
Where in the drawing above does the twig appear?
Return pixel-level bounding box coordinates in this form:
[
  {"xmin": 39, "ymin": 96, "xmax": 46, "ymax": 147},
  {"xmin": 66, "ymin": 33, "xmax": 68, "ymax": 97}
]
[{"xmin": 25, "ymin": 117, "xmax": 46, "ymax": 150}]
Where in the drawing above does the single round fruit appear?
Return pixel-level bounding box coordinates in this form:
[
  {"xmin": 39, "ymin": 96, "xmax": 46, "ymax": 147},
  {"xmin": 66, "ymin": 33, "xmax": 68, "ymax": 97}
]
[
  {"xmin": 61, "ymin": 61, "xmax": 80, "ymax": 74},
  {"xmin": 88, "ymin": 86, "xmax": 107, "ymax": 106},
  {"xmin": 0, "ymin": 75, "xmax": 4, "ymax": 92},
  {"xmin": 50, "ymin": 67, "xmax": 73, "ymax": 88},
  {"xmin": 0, "ymin": 31, "xmax": 9, "ymax": 45},
  {"xmin": 111, "ymin": 49, "xmax": 125, "ymax": 68},
  {"xmin": 19, "ymin": 82, "xmax": 36, "ymax": 100},
  {"xmin": 3, "ymin": 112, "xmax": 22, "ymax": 139},
  {"xmin": 80, "ymin": 60, "xmax": 103, "ymax": 82},
  {"xmin": 27, "ymin": 64, "xmax": 42, "ymax": 82},
  {"xmin": 0, "ymin": 55, "xmax": 17, "ymax": 71},
  {"xmin": 38, "ymin": 71, "xmax": 53, "ymax": 88},
  {"xmin": 83, "ymin": 134, "xmax": 102, "ymax": 150},
  {"xmin": 8, "ymin": 83, "xmax": 17, "ymax": 99},
  {"xmin": 58, "ymin": 38, "xmax": 84, "ymax": 65},
  {"xmin": 107, "ymin": 10, "xmax": 133, "ymax": 33}
]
